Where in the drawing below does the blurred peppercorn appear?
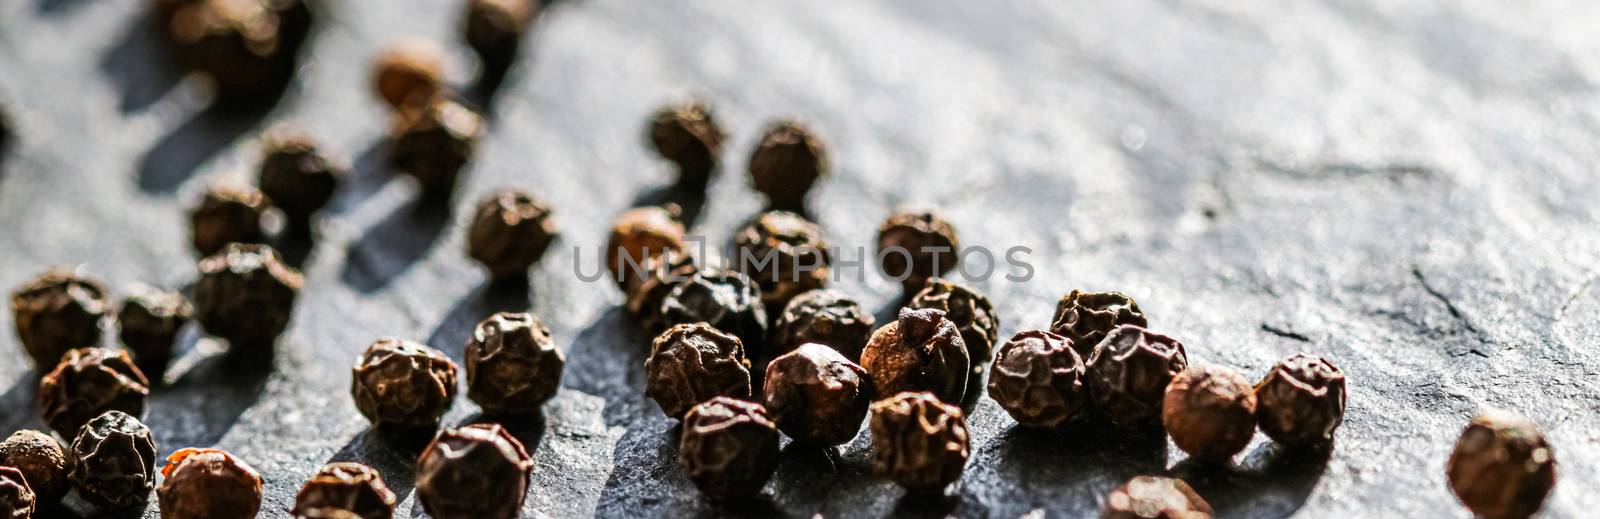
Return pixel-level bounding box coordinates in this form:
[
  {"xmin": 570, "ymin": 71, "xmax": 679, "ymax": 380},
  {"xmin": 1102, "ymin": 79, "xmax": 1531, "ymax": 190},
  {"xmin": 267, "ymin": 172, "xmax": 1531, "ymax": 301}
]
[
  {"xmin": 1050, "ymin": 290, "xmax": 1147, "ymax": 357},
  {"xmin": 1163, "ymin": 365, "xmax": 1257, "ymax": 462},
  {"xmin": 763, "ymin": 343, "xmax": 874, "ymax": 446},
  {"xmin": 371, "ymin": 39, "xmax": 445, "ymax": 110},
  {"xmin": 117, "ymin": 284, "xmax": 192, "ymax": 380},
  {"xmin": 876, "ymin": 210, "xmax": 958, "ymax": 292},
  {"xmin": 465, "ymin": 312, "xmax": 565, "ymax": 416},
  {"xmin": 987, "ymin": 330, "xmax": 1086, "ymax": 429},
  {"xmin": 659, "ymin": 268, "xmax": 769, "ymax": 355},
  {"xmin": 649, "ymin": 99, "xmax": 725, "ymax": 186},
  {"xmin": 748, "ymin": 120, "xmax": 827, "ymax": 211},
  {"xmin": 860, "ymin": 308, "xmax": 969, "ymax": 404},
  {"xmin": 467, "ymin": 188, "xmax": 558, "ymax": 282},
  {"xmin": 164, "ymin": 0, "xmax": 300, "ymax": 102},
  {"xmin": 192, "ymin": 243, "xmax": 303, "ymax": 351},
  {"xmin": 189, "ymin": 183, "xmax": 270, "ymax": 257},
  {"xmin": 1446, "ymin": 410, "xmax": 1556, "ymax": 519},
  {"xmin": 1254, "ymin": 353, "xmax": 1346, "ymax": 446},
  {"xmin": 351, "ymin": 338, "xmax": 458, "ymax": 430},
  {"xmin": 389, "ymin": 98, "xmax": 483, "ymax": 201},
  {"xmin": 70, "ymin": 411, "xmax": 157, "ymax": 510},
  {"xmin": 0, "ymin": 430, "xmax": 72, "ymax": 506},
  {"xmin": 644, "ymin": 323, "xmax": 751, "ymax": 418},
  {"xmin": 623, "ymin": 249, "xmax": 697, "ymax": 333},
  {"xmin": 769, "ymin": 288, "xmax": 874, "ymax": 361},
  {"xmin": 157, "ymin": 448, "xmax": 263, "ymax": 519},
  {"xmin": 462, "ymin": 0, "xmax": 536, "ymax": 73},
  {"xmin": 678, "ymin": 397, "xmax": 781, "ymax": 500},
  {"xmin": 909, "ymin": 279, "xmax": 998, "ymax": 371},
  {"xmin": 869, "ymin": 391, "xmax": 970, "ymax": 493},
  {"xmin": 734, "ymin": 210, "xmax": 830, "ymax": 311},
  {"xmin": 292, "ymin": 462, "xmax": 398, "ymax": 519},
  {"xmin": 259, "ymin": 129, "xmax": 345, "ymax": 230},
  {"xmin": 607, "ymin": 204, "xmax": 687, "ymax": 290},
  {"xmin": 1101, "ymin": 476, "xmax": 1212, "ymax": 519},
  {"xmin": 38, "ymin": 347, "xmax": 151, "ymax": 438},
  {"xmin": 1084, "ymin": 325, "xmax": 1188, "ymax": 428},
  {"xmin": 11, "ymin": 269, "xmax": 109, "ymax": 370},
  {"xmin": 415, "ymin": 424, "xmax": 532, "ymax": 519}
]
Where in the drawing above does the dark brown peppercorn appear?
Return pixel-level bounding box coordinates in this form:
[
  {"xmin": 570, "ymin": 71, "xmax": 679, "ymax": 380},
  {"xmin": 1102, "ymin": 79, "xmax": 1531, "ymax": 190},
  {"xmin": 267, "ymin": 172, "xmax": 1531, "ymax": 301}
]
[
  {"xmin": 909, "ymin": 279, "xmax": 999, "ymax": 370},
  {"xmin": 734, "ymin": 210, "xmax": 830, "ymax": 311},
  {"xmin": 875, "ymin": 210, "xmax": 958, "ymax": 292},
  {"xmin": 189, "ymin": 184, "xmax": 269, "ymax": 257},
  {"xmin": 660, "ymin": 269, "xmax": 769, "ymax": 354},
  {"xmin": 259, "ymin": 129, "xmax": 345, "ymax": 227},
  {"xmin": 678, "ymin": 397, "xmax": 781, "ymax": 499},
  {"xmin": 859, "ymin": 308, "xmax": 969, "ymax": 404},
  {"xmin": 1254, "ymin": 353, "xmax": 1346, "ymax": 446},
  {"xmin": 389, "ymin": 98, "xmax": 483, "ymax": 198},
  {"xmin": 70, "ymin": 410, "xmax": 157, "ymax": 510},
  {"xmin": 462, "ymin": 0, "xmax": 536, "ymax": 72},
  {"xmin": 623, "ymin": 249, "xmax": 697, "ymax": 333},
  {"xmin": 747, "ymin": 120, "xmax": 827, "ymax": 211},
  {"xmin": 0, "ymin": 466, "xmax": 34, "ymax": 519},
  {"xmin": 644, "ymin": 323, "xmax": 752, "ymax": 418},
  {"xmin": 467, "ymin": 188, "xmax": 558, "ymax": 282},
  {"xmin": 193, "ymin": 243, "xmax": 303, "ymax": 350},
  {"xmin": 1050, "ymin": 290, "xmax": 1148, "ymax": 357},
  {"xmin": 763, "ymin": 343, "xmax": 874, "ymax": 446},
  {"xmin": 987, "ymin": 330, "xmax": 1087, "ymax": 429},
  {"xmin": 11, "ymin": 269, "xmax": 109, "ymax": 369},
  {"xmin": 0, "ymin": 430, "xmax": 72, "ymax": 506},
  {"xmin": 415, "ymin": 424, "xmax": 532, "ymax": 519},
  {"xmin": 607, "ymin": 204, "xmax": 687, "ymax": 289},
  {"xmin": 371, "ymin": 40, "xmax": 445, "ymax": 110},
  {"xmin": 1085, "ymin": 325, "xmax": 1189, "ymax": 428},
  {"xmin": 117, "ymin": 284, "xmax": 193, "ymax": 380},
  {"xmin": 157, "ymin": 448, "xmax": 263, "ymax": 519},
  {"xmin": 351, "ymin": 338, "xmax": 459, "ymax": 430},
  {"xmin": 38, "ymin": 347, "xmax": 151, "ymax": 438},
  {"xmin": 769, "ymin": 288, "xmax": 874, "ymax": 361},
  {"xmin": 1101, "ymin": 476, "xmax": 1213, "ymax": 519},
  {"xmin": 291, "ymin": 462, "xmax": 398, "ymax": 519},
  {"xmin": 466, "ymin": 312, "xmax": 565, "ymax": 416},
  {"xmin": 1446, "ymin": 411, "xmax": 1556, "ymax": 519},
  {"xmin": 1163, "ymin": 365, "xmax": 1257, "ymax": 462},
  {"xmin": 869, "ymin": 391, "xmax": 970, "ymax": 493},
  {"xmin": 164, "ymin": 0, "xmax": 297, "ymax": 100},
  {"xmin": 649, "ymin": 99, "xmax": 725, "ymax": 185}
]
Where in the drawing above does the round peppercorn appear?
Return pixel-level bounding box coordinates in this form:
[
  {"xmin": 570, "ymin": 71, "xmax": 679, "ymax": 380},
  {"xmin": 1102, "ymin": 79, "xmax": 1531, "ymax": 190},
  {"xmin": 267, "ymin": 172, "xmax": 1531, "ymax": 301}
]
[
  {"xmin": 763, "ymin": 343, "xmax": 874, "ymax": 446},
  {"xmin": 0, "ymin": 430, "xmax": 72, "ymax": 506},
  {"xmin": 678, "ymin": 397, "xmax": 781, "ymax": 499},
  {"xmin": 389, "ymin": 98, "xmax": 483, "ymax": 198},
  {"xmin": 291, "ymin": 462, "xmax": 398, "ymax": 519},
  {"xmin": 1101, "ymin": 476, "xmax": 1213, "ymax": 519},
  {"xmin": 869, "ymin": 391, "xmax": 970, "ymax": 494},
  {"xmin": 1163, "ymin": 365, "xmax": 1257, "ymax": 462},
  {"xmin": 733, "ymin": 210, "xmax": 830, "ymax": 311},
  {"xmin": 1446, "ymin": 410, "xmax": 1556, "ymax": 519},
  {"xmin": 415, "ymin": 424, "xmax": 532, "ymax": 519},
  {"xmin": 117, "ymin": 283, "xmax": 193, "ymax": 380},
  {"xmin": 38, "ymin": 347, "xmax": 151, "ymax": 438},
  {"xmin": 859, "ymin": 308, "xmax": 970, "ymax": 405},
  {"xmin": 648, "ymin": 99, "xmax": 725, "ymax": 185},
  {"xmin": 1254, "ymin": 353, "xmax": 1346, "ymax": 446},
  {"xmin": 769, "ymin": 288, "xmax": 874, "ymax": 361},
  {"xmin": 875, "ymin": 210, "xmax": 959, "ymax": 292},
  {"xmin": 986, "ymin": 330, "xmax": 1087, "ymax": 429},
  {"xmin": 747, "ymin": 120, "xmax": 827, "ymax": 211},
  {"xmin": 1084, "ymin": 325, "xmax": 1189, "ymax": 428},
  {"xmin": 351, "ymin": 338, "xmax": 459, "ymax": 430},
  {"xmin": 644, "ymin": 323, "xmax": 752, "ymax": 418},
  {"xmin": 463, "ymin": 0, "xmax": 535, "ymax": 72},
  {"xmin": 659, "ymin": 268, "xmax": 769, "ymax": 354},
  {"xmin": 466, "ymin": 188, "xmax": 558, "ymax": 282},
  {"xmin": 909, "ymin": 279, "xmax": 999, "ymax": 369},
  {"xmin": 371, "ymin": 39, "xmax": 445, "ymax": 110},
  {"xmin": 70, "ymin": 410, "xmax": 157, "ymax": 510},
  {"xmin": 189, "ymin": 184, "xmax": 269, "ymax": 257},
  {"xmin": 607, "ymin": 204, "xmax": 687, "ymax": 290},
  {"xmin": 1050, "ymin": 290, "xmax": 1148, "ymax": 357},
  {"xmin": 465, "ymin": 312, "xmax": 565, "ymax": 416},
  {"xmin": 192, "ymin": 243, "xmax": 303, "ymax": 350},
  {"xmin": 164, "ymin": 0, "xmax": 295, "ymax": 100},
  {"xmin": 259, "ymin": 129, "xmax": 345, "ymax": 227},
  {"xmin": 623, "ymin": 249, "xmax": 697, "ymax": 333},
  {"xmin": 0, "ymin": 466, "xmax": 33, "ymax": 519},
  {"xmin": 11, "ymin": 269, "xmax": 109, "ymax": 370},
  {"xmin": 157, "ymin": 448, "xmax": 263, "ymax": 519}
]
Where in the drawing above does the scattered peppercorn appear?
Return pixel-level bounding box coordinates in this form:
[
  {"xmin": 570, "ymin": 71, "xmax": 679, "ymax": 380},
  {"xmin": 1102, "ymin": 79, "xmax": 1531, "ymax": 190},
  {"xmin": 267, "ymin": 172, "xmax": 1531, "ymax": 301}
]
[
  {"xmin": 389, "ymin": 98, "xmax": 483, "ymax": 199},
  {"xmin": 164, "ymin": 0, "xmax": 299, "ymax": 101},
  {"xmin": 69, "ymin": 410, "xmax": 157, "ymax": 510},
  {"xmin": 623, "ymin": 249, "xmax": 697, "ymax": 333},
  {"xmin": 748, "ymin": 120, "xmax": 827, "ymax": 211},
  {"xmin": 466, "ymin": 312, "xmax": 565, "ymax": 416},
  {"xmin": 117, "ymin": 284, "xmax": 193, "ymax": 380},
  {"xmin": 659, "ymin": 268, "xmax": 769, "ymax": 354},
  {"xmin": 763, "ymin": 343, "xmax": 874, "ymax": 446},
  {"xmin": 987, "ymin": 330, "xmax": 1087, "ymax": 429},
  {"xmin": 415, "ymin": 424, "xmax": 532, "ymax": 519},
  {"xmin": 0, "ymin": 466, "xmax": 34, "ymax": 519},
  {"xmin": 860, "ymin": 308, "xmax": 969, "ymax": 404},
  {"xmin": 157, "ymin": 448, "xmax": 263, "ymax": 519},
  {"xmin": 644, "ymin": 323, "xmax": 752, "ymax": 418},
  {"xmin": 648, "ymin": 99, "xmax": 725, "ymax": 185},
  {"xmin": 734, "ymin": 210, "xmax": 830, "ymax": 311},
  {"xmin": 38, "ymin": 347, "xmax": 151, "ymax": 438},
  {"xmin": 11, "ymin": 269, "xmax": 109, "ymax": 370},
  {"xmin": 1446, "ymin": 410, "xmax": 1556, "ymax": 519},
  {"xmin": 371, "ymin": 39, "xmax": 445, "ymax": 110},
  {"xmin": 769, "ymin": 288, "xmax": 874, "ymax": 361},
  {"xmin": 1163, "ymin": 365, "xmax": 1257, "ymax": 462},
  {"xmin": 607, "ymin": 204, "xmax": 687, "ymax": 290},
  {"xmin": 462, "ymin": 0, "xmax": 536, "ymax": 73},
  {"xmin": 875, "ymin": 210, "xmax": 958, "ymax": 292},
  {"xmin": 259, "ymin": 129, "xmax": 345, "ymax": 229},
  {"xmin": 909, "ymin": 279, "xmax": 999, "ymax": 370},
  {"xmin": 189, "ymin": 183, "xmax": 270, "ymax": 257},
  {"xmin": 192, "ymin": 243, "xmax": 303, "ymax": 350},
  {"xmin": 291, "ymin": 462, "xmax": 398, "ymax": 519},
  {"xmin": 0, "ymin": 430, "xmax": 72, "ymax": 506},
  {"xmin": 1101, "ymin": 476, "xmax": 1213, "ymax": 519},
  {"xmin": 467, "ymin": 188, "xmax": 558, "ymax": 282},
  {"xmin": 351, "ymin": 338, "xmax": 459, "ymax": 430},
  {"xmin": 1050, "ymin": 290, "xmax": 1148, "ymax": 357},
  {"xmin": 869, "ymin": 391, "xmax": 970, "ymax": 493},
  {"xmin": 678, "ymin": 397, "xmax": 781, "ymax": 499},
  {"xmin": 1084, "ymin": 325, "xmax": 1188, "ymax": 428},
  {"xmin": 1254, "ymin": 353, "xmax": 1346, "ymax": 446}
]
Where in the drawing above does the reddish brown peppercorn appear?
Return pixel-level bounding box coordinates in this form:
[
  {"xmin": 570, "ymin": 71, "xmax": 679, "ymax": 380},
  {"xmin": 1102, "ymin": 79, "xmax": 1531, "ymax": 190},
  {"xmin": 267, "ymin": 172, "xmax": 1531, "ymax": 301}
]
[
  {"xmin": 465, "ymin": 312, "xmax": 565, "ymax": 416},
  {"xmin": 763, "ymin": 343, "xmax": 874, "ymax": 446},
  {"xmin": 157, "ymin": 448, "xmax": 263, "ymax": 519},
  {"xmin": 291, "ymin": 462, "xmax": 398, "ymax": 519},
  {"xmin": 734, "ymin": 210, "xmax": 830, "ymax": 311},
  {"xmin": 987, "ymin": 330, "xmax": 1087, "ymax": 429},
  {"xmin": 0, "ymin": 466, "xmax": 34, "ymax": 519},
  {"xmin": 462, "ymin": 0, "xmax": 536, "ymax": 72},
  {"xmin": 1446, "ymin": 411, "xmax": 1556, "ymax": 519},
  {"xmin": 644, "ymin": 323, "xmax": 752, "ymax": 418},
  {"xmin": 769, "ymin": 288, "xmax": 874, "ymax": 361},
  {"xmin": 623, "ymin": 249, "xmax": 697, "ymax": 333},
  {"xmin": 371, "ymin": 40, "xmax": 445, "ymax": 110},
  {"xmin": 351, "ymin": 339, "xmax": 459, "ymax": 430},
  {"xmin": 189, "ymin": 184, "xmax": 269, "ymax": 257},
  {"xmin": 607, "ymin": 205, "xmax": 687, "ymax": 290},
  {"xmin": 869, "ymin": 391, "xmax": 970, "ymax": 493},
  {"xmin": 11, "ymin": 269, "xmax": 109, "ymax": 370},
  {"xmin": 649, "ymin": 99, "xmax": 725, "ymax": 185},
  {"xmin": 678, "ymin": 397, "xmax": 781, "ymax": 499},
  {"xmin": 1101, "ymin": 476, "xmax": 1213, "ymax": 519},
  {"xmin": 876, "ymin": 210, "xmax": 959, "ymax": 292},
  {"xmin": 0, "ymin": 430, "xmax": 72, "ymax": 506},
  {"xmin": 390, "ymin": 98, "xmax": 482, "ymax": 198},
  {"xmin": 1254, "ymin": 353, "xmax": 1346, "ymax": 446},
  {"xmin": 415, "ymin": 424, "xmax": 532, "ymax": 519},
  {"xmin": 192, "ymin": 243, "xmax": 303, "ymax": 350},
  {"xmin": 38, "ymin": 347, "xmax": 151, "ymax": 438},
  {"xmin": 1085, "ymin": 325, "xmax": 1188, "ymax": 428},
  {"xmin": 117, "ymin": 284, "xmax": 193, "ymax": 380},
  {"xmin": 910, "ymin": 279, "xmax": 999, "ymax": 370},
  {"xmin": 860, "ymin": 308, "xmax": 970, "ymax": 404},
  {"xmin": 659, "ymin": 269, "xmax": 769, "ymax": 355},
  {"xmin": 748, "ymin": 120, "xmax": 827, "ymax": 211},
  {"xmin": 70, "ymin": 411, "xmax": 158, "ymax": 510},
  {"xmin": 1051, "ymin": 290, "xmax": 1148, "ymax": 357},
  {"xmin": 1163, "ymin": 365, "xmax": 1257, "ymax": 462},
  {"xmin": 467, "ymin": 188, "xmax": 558, "ymax": 282},
  {"xmin": 259, "ymin": 129, "xmax": 345, "ymax": 227}
]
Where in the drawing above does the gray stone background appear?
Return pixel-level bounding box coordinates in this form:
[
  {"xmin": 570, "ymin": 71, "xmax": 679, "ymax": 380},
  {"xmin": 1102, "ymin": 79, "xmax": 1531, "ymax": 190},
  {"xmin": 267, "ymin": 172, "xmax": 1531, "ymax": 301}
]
[{"xmin": 1, "ymin": 0, "xmax": 1597, "ymax": 517}]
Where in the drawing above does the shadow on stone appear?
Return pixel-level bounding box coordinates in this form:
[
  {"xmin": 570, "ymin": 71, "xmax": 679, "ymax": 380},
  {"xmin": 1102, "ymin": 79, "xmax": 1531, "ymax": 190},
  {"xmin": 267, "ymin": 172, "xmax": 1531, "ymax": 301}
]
[
  {"xmin": 1169, "ymin": 441, "xmax": 1332, "ymax": 519},
  {"xmin": 425, "ymin": 282, "xmax": 532, "ymax": 358},
  {"xmin": 564, "ymin": 307, "xmax": 653, "ymax": 424},
  {"xmin": 962, "ymin": 415, "xmax": 1169, "ymax": 517},
  {"xmin": 463, "ymin": 411, "xmax": 547, "ymax": 454},
  {"xmin": 136, "ymin": 102, "xmax": 276, "ymax": 193},
  {"xmin": 97, "ymin": 9, "xmax": 184, "ymax": 114},
  {"xmin": 144, "ymin": 341, "xmax": 272, "ymax": 449},
  {"xmin": 339, "ymin": 199, "xmax": 451, "ymax": 293},
  {"xmin": 0, "ymin": 373, "xmax": 45, "ymax": 434},
  {"xmin": 633, "ymin": 178, "xmax": 709, "ymax": 228},
  {"xmin": 324, "ymin": 140, "xmax": 393, "ymax": 216},
  {"xmin": 327, "ymin": 427, "xmax": 431, "ymax": 503}
]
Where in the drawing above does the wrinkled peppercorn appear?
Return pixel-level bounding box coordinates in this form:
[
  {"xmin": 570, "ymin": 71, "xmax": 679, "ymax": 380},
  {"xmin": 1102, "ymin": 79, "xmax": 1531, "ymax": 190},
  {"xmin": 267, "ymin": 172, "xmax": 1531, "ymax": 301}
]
[
  {"xmin": 259, "ymin": 129, "xmax": 345, "ymax": 228},
  {"xmin": 678, "ymin": 397, "xmax": 781, "ymax": 499},
  {"xmin": 763, "ymin": 343, "xmax": 874, "ymax": 446},
  {"xmin": 869, "ymin": 391, "xmax": 970, "ymax": 493},
  {"xmin": 390, "ymin": 98, "xmax": 483, "ymax": 199},
  {"xmin": 860, "ymin": 308, "xmax": 969, "ymax": 404},
  {"xmin": 1254, "ymin": 353, "xmax": 1346, "ymax": 446},
  {"xmin": 876, "ymin": 210, "xmax": 958, "ymax": 292},
  {"xmin": 987, "ymin": 330, "xmax": 1087, "ymax": 429},
  {"xmin": 748, "ymin": 120, "xmax": 827, "ymax": 211},
  {"xmin": 372, "ymin": 39, "xmax": 445, "ymax": 110},
  {"xmin": 70, "ymin": 410, "xmax": 157, "ymax": 510},
  {"xmin": 734, "ymin": 210, "xmax": 830, "ymax": 311},
  {"xmin": 1101, "ymin": 476, "xmax": 1213, "ymax": 519},
  {"xmin": 415, "ymin": 424, "xmax": 532, "ymax": 519},
  {"xmin": 660, "ymin": 269, "xmax": 769, "ymax": 354},
  {"xmin": 466, "ymin": 312, "xmax": 565, "ymax": 416},
  {"xmin": 0, "ymin": 466, "xmax": 32, "ymax": 519},
  {"xmin": 11, "ymin": 269, "xmax": 109, "ymax": 369},
  {"xmin": 193, "ymin": 243, "xmax": 303, "ymax": 350},
  {"xmin": 467, "ymin": 188, "xmax": 558, "ymax": 282},
  {"xmin": 0, "ymin": 430, "xmax": 72, "ymax": 506},
  {"xmin": 769, "ymin": 288, "xmax": 874, "ymax": 361},
  {"xmin": 910, "ymin": 279, "xmax": 999, "ymax": 370},
  {"xmin": 291, "ymin": 462, "xmax": 397, "ymax": 519},
  {"xmin": 117, "ymin": 284, "xmax": 193, "ymax": 380},
  {"xmin": 1051, "ymin": 290, "xmax": 1148, "ymax": 357},
  {"xmin": 645, "ymin": 323, "xmax": 752, "ymax": 418},
  {"xmin": 462, "ymin": 0, "xmax": 535, "ymax": 72},
  {"xmin": 157, "ymin": 448, "xmax": 263, "ymax": 519},
  {"xmin": 1163, "ymin": 365, "xmax": 1257, "ymax": 462},
  {"xmin": 39, "ymin": 347, "xmax": 150, "ymax": 438},
  {"xmin": 607, "ymin": 204, "xmax": 688, "ymax": 289},
  {"xmin": 1085, "ymin": 325, "xmax": 1188, "ymax": 428},
  {"xmin": 624, "ymin": 249, "xmax": 697, "ymax": 333},
  {"xmin": 189, "ymin": 183, "xmax": 270, "ymax": 257},
  {"xmin": 649, "ymin": 99, "xmax": 725, "ymax": 185},
  {"xmin": 165, "ymin": 0, "xmax": 299, "ymax": 101},
  {"xmin": 1446, "ymin": 410, "xmax": 1556, "ymax": 519},
  {"xmin": 351, "ymin": 338, "xmax": 459, "ymax": 430}
]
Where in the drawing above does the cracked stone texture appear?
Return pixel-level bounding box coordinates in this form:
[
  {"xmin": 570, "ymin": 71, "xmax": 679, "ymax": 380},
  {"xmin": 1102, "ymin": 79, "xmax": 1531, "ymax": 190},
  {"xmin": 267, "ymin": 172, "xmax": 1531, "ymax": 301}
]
[{"xmin": 1, "ymin": 0, "xmax": 1598, "ymax": 517}]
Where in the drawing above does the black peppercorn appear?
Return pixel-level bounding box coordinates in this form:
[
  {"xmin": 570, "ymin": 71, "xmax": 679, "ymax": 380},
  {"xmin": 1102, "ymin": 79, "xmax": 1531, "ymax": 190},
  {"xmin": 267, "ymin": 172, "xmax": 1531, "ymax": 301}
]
[
  {"xmin": 466, "ymin": 312, "xmax": 565, "ymax": 416},
  {"xmin": 1101, "ymin": 476, "xmax": 1213, "ymax": 519},
  {"xmin": 389, "ymin": 98, "xmax": 483, "ymax": 199},
  {"xmin": 987, "ymin": 330, "xmax": 1087, "ymax": 429},
  {"xmin": 649, "ymin": 99, "xmax": 725, "ymax": 185},
  {"xmin": 1254, "ymin": 353, "xmax": 1346, "ymax": 446},
  {"xmin": 909, "ymin": 279, "xmax": 999, "ymax": 370},
  {"xmin": 351, "ymin": 338, "xmax": 459, "ymax": 430},
  {"xmin": 769, "ymin": 288, "xmax": 874, "ymax": 361},
  {"xmin": 1163, "ymin": 365, "xmax": 1257, "ymax": 462},
  {"xmin": 11, "ymin": 269, "xmax": 109, "ymax": 370},
  {"xmin": 734, "ymin": 210, "xmax": 830, "ymax": 311},
  {"xmin": 192, "ymin": 243, "xmax": 303, "ymax": 350},
  {"xmin": 117, "ymin": 284, "xmax": 192, "ymax": 380},
  {"xmin": 748, "ymin": 120, "xmax": 827, "ymax": 211},
  {"xmin": 0, "ymin": 430, "xmax": 72, "ymax": 506},
  {"xmin": 1050, "ymin": 290, "xmax": 1148, "ymax": 357},
  {"xmin": 1085, "ymin": 325, "xmax": 1189, "ymax": 428},
  {"xmin": 0, "ymin": 466, "xmax": 33, "ymax": 519},
  {"xmin": 869, "ymin": 391, "xmax": 970, "ymax": 493},
  {"xmin": 164, "ymin": 0, "xmax": 297, "ymax": 100},
  {"xmin": 292, "ymin": 462, "xmax": 398, "ymax": 519},
  {"xmin": 157, "ymin": 447, "xmax": 263, "ymax": 519},
  {"xmin": 189, "ymin": 184, "xmax": 269, "ymax": 257},
  {"xmin": 70, "ymin": 410, "xmax": 157, "ymax": 510},
  {"xmin": 660, "ymin": 268, "xmax": 769, "ymax": 354},
  {"xmin": 624, "ymin": 249, "xmax": 697, "ymax": 333},
  {"xmin": 38, "ymin": 347, "xmax": 151, "ymax": 438},
  {"xmin": 644, "ymin": 323, "xmax": 752, "ymax": 418},
  {"xmin": 467, "ymin": 188, "xmax": 558, "ymax": 282},
  {"xmin": 678, "ymin": 397, "xmax": 781, "ymax": 499},
  {"xmin": 259, "ymin": 129, "xmax": 345, "ymax": 228},
  {"xmin": 371, "ymin": 40, "xmax": 445, "ymax": 110},
  {"xmin": 607, "ymin": 204, "xmax": 687, "ymax": 290},
  {"xmin": 1446, "ymin": 410, "xmax": 1556, "ymax": 519},
  {"xmin": 875, "ymin": 210, "xmax": 958, "ymax": 292},
  {"xmin": 462, "ymin": 0, "xmax": 536, "ymax": 72},
  {"xmin": 860, "ymin": 308, "xmax": 969, "ymax": 404},
  {"xmin": 415, "ymin": 423, "xmax": 532, "ymax": 519},
  {"xmin": 763, "ymin": 343, "xmax": 874, "ymax": 446}
]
